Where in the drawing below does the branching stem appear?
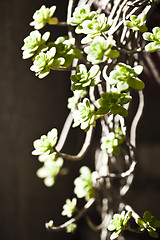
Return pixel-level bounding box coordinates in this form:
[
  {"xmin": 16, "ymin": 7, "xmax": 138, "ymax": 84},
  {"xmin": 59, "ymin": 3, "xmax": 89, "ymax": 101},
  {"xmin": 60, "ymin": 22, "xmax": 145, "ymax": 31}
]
[
  {"xmin": 45, "ymin": 198, "xmax": 95, "ymax": 232},
  {"xmin": 56, "ymin": 126, "xmax": 94, "ymax": 161}
]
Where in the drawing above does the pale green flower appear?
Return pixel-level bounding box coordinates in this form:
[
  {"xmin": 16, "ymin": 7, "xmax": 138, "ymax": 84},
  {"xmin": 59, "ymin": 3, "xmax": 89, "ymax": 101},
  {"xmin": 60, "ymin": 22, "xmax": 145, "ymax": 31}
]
[
  {"xmin": 30, "ymin": 5, "xmax": 57, "ymax": 29},
  {"xmin": 21, "ymin": 30, "xmax": 50, "ymax": 59}
]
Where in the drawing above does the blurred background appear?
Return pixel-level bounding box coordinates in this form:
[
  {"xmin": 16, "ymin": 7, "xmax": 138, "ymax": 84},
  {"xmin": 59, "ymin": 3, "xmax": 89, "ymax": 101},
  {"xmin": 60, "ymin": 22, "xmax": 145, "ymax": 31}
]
[{"xmin": 0, "ymin": 0, "xmax": 160, "ymax": 240}]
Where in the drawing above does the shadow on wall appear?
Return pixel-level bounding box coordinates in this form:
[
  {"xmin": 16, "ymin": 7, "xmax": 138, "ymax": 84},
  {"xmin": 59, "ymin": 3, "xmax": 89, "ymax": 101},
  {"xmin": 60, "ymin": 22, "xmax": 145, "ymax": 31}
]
[{"xmin": 0, "ymin": 1, "xmax": 160, "ymax": 240}]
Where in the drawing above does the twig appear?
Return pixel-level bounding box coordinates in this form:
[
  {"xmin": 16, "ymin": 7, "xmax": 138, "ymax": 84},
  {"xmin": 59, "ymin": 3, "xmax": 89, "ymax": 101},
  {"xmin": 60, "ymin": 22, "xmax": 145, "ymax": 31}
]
[
  {"xmin": 45, "ymin": 198, "xmax": 95, "ymax": 232},
  {"xmin": 130, "ymin": 90, "xmax": 144, "ymax": 147},
  {"xmin": 56, "ymin": 125, "xmax": 94, "ymax": 161},
  {"xmin": 56, "ymin": 111, "xmax": 73, "ymax": 152}
]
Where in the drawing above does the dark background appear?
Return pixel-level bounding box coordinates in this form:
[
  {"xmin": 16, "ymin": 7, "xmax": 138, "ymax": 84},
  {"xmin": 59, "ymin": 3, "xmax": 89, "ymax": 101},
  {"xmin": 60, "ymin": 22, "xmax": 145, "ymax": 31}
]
[{"xmin": 0, "ymin": 0, "xmax": 160, "ymax": 240}]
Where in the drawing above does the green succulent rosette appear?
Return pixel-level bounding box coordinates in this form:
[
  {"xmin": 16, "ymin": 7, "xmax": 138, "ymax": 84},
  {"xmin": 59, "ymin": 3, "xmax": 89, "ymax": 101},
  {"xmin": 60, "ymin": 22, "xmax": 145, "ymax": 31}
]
[
  {"xmin": 84, "ymin": 36, "xmax": 119, "ymax": 64},
  {"xmin": 72, "ymin": 98, "xmax": 97, "ymax": 131},
  {"xmin": 32, "ymin": 128, "xmax": 58, "ymax": 156},
  {"xmin": 136, "ymin": 211, "xmax": 160, "ymax": 238},
  {"xmin": 124, "ymin": 13, "xmax": 147, "ymax": 32},
  {"xmin": 70, "ymin": 64, "xmax": 100, "ymax": 91},
  {"xmin": 30, "ymin": 5, "xmax": 58, "ymax": 30},
  {"xmin": 97, "ymin": 88, "xmax": 132, "ymax": 117},
  {"xmin": 108, "ymin": 63, "xmax": 144, "ymax": 91},
  {"xmin": 74, "ymin": 166, "xmax": 95, "ymax": 201},
  {"xmin": 69, "ymin": 4, "xmax": 95, "ymax": 26},
  {"xmin": 21, "ymin": 30, "xmax": 50, "ymax": 59},
  {"xmin": 143, "ymin": 27, "xmax": 160, "ymax": 53},
  {"xmin": 76, "ymin": 13, "xmax": 112, "ymax": 44},
  {"xmin": 108, "ymin": 211, "xmax": 132, "ymax": 240},
  {"xmin": 30, "ymin": 47, "xmax": 65, "ymax": 78}
]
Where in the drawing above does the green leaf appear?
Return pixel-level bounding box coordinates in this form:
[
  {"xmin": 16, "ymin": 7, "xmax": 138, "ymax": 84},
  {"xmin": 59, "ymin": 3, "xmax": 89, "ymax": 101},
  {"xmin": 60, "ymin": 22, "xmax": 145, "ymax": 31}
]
[
  {"xmin": 110, "ymin": 230, "xmax": 122, "ymax": 240},
  {"xmin": 111, "ymin": 105, "xmax": 128, "ymax": 117},
  {"xmin": 119, "ymin": 94, "xmax": 132, "ymax": 104},
  {"xmin": 134, "ymin": 65, "xmax": 143, "ymax": 75},
  {"xmin": 145, "ymin": 42, "xmax": 160, "ymax": 53},
  {"xmin": 89, "ymin": 65, "xmax": 100, "ymax": 78},
  {"xmin": 117, "ymin": 81, "xmax": 129, "ymax": 91},
  {"xmin": 143, "ymin": 32, "xmax": 153, "ymax": 41},
  {"xmin": 125, "ymin": 21, "xmax": 134, "ymax": 29},
  {"xmin": 38, "ymin": 67, "xmax": 50, "ymax": 78},
  {"xmin": 148, "ymin": 229, "xmax": 159, "ymax": 238},
  {"xmin": 143, "ymin": 211, "xmax": 152, "ymax": 222},
  {"xmin": 97, "ymin": 106, "xmax": 110, "ymax": 115},
  {"xmin": 139, "ymin": 25, "xmax": 148, "ymax": 33},
  {"xmin": 127, "ymin": 77, "xmax": 145, "ymax": 91},
  {"xmin": 152, "ymin": 219, "xmax": 160, "ymax": 228},
  {"xmin": 51, "ymin": 57, "xmax": 65, "ymax": 68},
  {"xmin": 136, "ymin": 218, "xmax": 145, "ymax": 227},
  {"xmin": 107, "ymin": 49, "xmax": 120, "ymax": 59}
]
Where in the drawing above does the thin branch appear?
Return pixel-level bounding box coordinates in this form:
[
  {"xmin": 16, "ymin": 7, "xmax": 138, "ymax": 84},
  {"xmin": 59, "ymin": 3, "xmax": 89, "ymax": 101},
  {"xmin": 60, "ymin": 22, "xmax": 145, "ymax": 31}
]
[
  {"xmin": 130, "ymin": 90, "xmax": 144, "ymax": 147},
  {"xmin": 56, "ymin": 111, "xmax": 73, "ymax": 152},
  {"xmin": 118, "ymin": 46, "xmax": 144, "ymax": 55},
  {"xmin": 51, "ymin": 66, "xmax": 77, "ymax": 71},
  {"xmin": 85, "ymin": 215, "xmax": 101, "ymax": 232},
  {"xmin": 56, "ymin": 22, "xmax": 69, "ymax": 26},
  {"xmin": 45, "ymin": 198, "xmax": 95, "ymax": 232},
  {"xmin": 56, "ymin": 126, "xmax": 94, "ymax": 161}
]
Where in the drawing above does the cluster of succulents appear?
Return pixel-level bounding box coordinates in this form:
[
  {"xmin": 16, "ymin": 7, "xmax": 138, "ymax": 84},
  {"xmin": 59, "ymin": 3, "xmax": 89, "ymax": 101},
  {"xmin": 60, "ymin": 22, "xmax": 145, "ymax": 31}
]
[{"xmin": 22, "ymin": 2, "xmax": 160, "ymax": 238}]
